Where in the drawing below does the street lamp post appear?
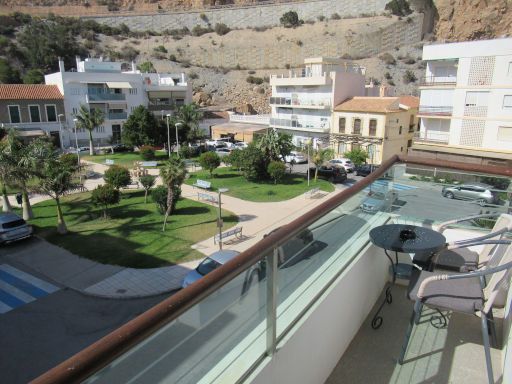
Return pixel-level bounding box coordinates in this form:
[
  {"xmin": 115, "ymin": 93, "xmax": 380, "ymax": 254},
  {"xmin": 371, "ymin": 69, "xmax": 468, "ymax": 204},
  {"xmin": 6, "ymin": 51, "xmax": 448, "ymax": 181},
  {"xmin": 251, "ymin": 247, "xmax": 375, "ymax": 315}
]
[
  {"xmin": 57, "ymin": 114, "xmax": 64, "ymax": 150},
  {"xmin": 175, "ymin": 122, "xmax": 182, "ymax": 157},
  {"xmin": 217, "ymin": 188, "xmax": 229, "ymax": 250},
  {"xmin": 73, "ymin": 118, "xmax": 82, "ymax": 184},
  {"xmin": 166, "ymin": 114, "xmax": 171, "ymax": 158}
]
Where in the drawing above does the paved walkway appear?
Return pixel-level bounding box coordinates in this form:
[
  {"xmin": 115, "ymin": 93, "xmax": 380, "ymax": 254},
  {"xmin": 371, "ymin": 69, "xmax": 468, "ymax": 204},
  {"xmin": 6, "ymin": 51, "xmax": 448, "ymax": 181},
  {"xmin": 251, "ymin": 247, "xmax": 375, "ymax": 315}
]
[{"xmin": 2, "ymin": 160, "xmax": 344, "ymax": 298}]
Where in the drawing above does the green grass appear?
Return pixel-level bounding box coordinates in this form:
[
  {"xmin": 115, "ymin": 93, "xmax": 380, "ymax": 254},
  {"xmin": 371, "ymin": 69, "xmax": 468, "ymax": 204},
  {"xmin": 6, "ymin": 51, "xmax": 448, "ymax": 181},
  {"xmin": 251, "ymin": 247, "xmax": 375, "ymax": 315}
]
[
  {"xmin": 82, "ymin": 152, "xmax": 169, "ymax": 169},
  {"xmin": 24, "ymin": 191, "xmax": 237, "ymax": 268},
  {"xmin": 185, "ymin": 167, "xmax": 335, "ymax": 202}
]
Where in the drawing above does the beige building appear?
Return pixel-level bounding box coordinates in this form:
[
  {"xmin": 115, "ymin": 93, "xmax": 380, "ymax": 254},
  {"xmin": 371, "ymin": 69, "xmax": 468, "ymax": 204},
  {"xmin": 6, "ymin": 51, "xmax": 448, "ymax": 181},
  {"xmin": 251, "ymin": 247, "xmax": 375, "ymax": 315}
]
[{"xmin": 330, "ymin": 96, "xmax": 419, "ymax": 164}]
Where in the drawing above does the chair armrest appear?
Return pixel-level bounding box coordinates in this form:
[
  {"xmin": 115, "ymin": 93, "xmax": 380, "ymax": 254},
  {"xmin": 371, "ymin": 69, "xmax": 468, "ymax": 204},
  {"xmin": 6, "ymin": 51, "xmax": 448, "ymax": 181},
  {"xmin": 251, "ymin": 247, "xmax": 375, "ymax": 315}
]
[
  {"xmin": 437, "ymin": 213, "xmax": 501, "ymax": 233},
  {"xmin": 446, "ymin": 239, "xmax": 511, "ymax": 251},
  {"xmin": 447, "ymin": 226, "xmax": 510, "ymax": 247}
]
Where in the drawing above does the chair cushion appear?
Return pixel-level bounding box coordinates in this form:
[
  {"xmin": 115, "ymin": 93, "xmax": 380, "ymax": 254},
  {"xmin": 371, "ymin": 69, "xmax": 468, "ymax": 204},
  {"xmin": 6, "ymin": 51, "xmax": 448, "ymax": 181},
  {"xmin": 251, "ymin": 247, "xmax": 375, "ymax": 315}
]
[
  {"xmin": 434, "ymin": 247, "xmax": 479, "ymax": 272},
  {"xmin": 407, "ymin": 269, "xmax": 484, "ymax": 314}
]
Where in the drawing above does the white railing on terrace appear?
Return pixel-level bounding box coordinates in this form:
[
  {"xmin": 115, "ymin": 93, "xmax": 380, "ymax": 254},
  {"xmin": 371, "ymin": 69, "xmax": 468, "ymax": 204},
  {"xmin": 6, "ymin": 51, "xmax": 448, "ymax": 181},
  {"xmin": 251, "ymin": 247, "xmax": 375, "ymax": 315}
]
[
  {"xmin": 270, "ymin": 117, "xmax": 330, "ymax": 130},
  {"xmin": 229, "ymin": 114, "xmax": 270, "ymax": 125},
  {"xmin": 269, "ymin": 96, "xmax": 331, "ymax": 108},
  {"xmin": 414, "ymin": 130, "xmax": 450, "ymax": 144},
  {"xmin": 271, "ymin": 64, "xmax": 364, "ymax": 79}
]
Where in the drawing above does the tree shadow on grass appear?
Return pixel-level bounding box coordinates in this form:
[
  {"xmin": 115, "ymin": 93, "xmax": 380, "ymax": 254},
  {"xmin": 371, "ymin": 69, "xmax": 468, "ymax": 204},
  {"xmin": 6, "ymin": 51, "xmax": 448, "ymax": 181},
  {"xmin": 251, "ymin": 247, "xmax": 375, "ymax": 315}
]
[{"xmin": 174, "ymin": 206, "xmax": 210, "ymax": 215}]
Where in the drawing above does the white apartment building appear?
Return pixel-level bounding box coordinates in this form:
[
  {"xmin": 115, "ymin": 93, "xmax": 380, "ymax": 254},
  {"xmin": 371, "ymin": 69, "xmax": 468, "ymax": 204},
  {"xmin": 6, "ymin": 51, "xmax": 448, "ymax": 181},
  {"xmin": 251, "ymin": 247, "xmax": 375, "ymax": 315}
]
[
  {"xmin": 269, "ymin": 57, "xmax": 368, "ymax": 148},
  {"xmin": 411, "ymin": 38, "xmax": 512, "ymax": 167},
  {"xmin": 45, "ymin": 57, "xmax": 192, "ymax": 148}
]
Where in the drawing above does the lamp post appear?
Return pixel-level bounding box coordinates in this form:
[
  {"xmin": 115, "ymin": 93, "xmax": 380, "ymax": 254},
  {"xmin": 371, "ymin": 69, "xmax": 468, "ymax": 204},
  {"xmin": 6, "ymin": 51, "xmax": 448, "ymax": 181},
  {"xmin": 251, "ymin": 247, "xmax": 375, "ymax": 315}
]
[
  {"xmin": 57, "ymin": 114, "xmax": 64, "ymax": 150},
  {"xmin": 175, "ymin": 122, "xmax": 182, "ymax": 157},
  {"xmin": 166, "ymin": 114, "xmax": 171, "ymax": 158},
  {"xmin": 73, "ymin": 118, "xmax": 81, "ymax": 184},
  {"xmin": 217, "ymin": 188, "xmax": 229, "ymax": 250}
]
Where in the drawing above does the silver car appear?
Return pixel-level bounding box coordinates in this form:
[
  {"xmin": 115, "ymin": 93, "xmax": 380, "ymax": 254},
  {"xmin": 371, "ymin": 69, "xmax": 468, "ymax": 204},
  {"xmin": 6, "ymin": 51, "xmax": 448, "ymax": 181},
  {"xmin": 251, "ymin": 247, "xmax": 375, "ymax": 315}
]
[
  {"xmin": 442, "ymin": 183, "xmax": 498, "ymax": 206},
  {"xmin": 0, "ymin": 212, "xmax": 32, "ymax": 244}
]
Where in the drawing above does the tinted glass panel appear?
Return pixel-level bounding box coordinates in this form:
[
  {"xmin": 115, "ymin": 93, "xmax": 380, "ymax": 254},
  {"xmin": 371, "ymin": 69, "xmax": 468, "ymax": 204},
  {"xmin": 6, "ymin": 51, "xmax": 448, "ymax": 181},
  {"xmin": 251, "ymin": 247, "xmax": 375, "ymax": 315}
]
[
  {"xmin": 196, "ymin": 258, "xmax": 221, "ymax": 276},
  {"xmin": 8, "ymin": 106, "xmax": 20, "ymax": 123},
  {"xmin": 29, "ymin": 106, "xmax": 41, "ymax": 122},
  {"xmin": 2, "ymin": 219, "xmax": 26, "ymax": 229},
  {"xmin": 46, "ymin": 105, "xmax": 57, "ymax": 122}
]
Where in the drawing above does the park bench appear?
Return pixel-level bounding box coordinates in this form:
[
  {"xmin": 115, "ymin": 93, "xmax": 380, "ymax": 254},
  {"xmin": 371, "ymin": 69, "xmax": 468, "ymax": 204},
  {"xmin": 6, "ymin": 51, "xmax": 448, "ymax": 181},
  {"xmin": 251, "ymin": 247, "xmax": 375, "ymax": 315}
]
[
  {"xmin": 304, "ymin": 187, "xmax": 320, "ymax": 199},
  {"xmin": 214, "ymin": 226, "xmax": 243, "ymax": 244},
  {"xmin": 122, "ymin": 181, "xmax": 140, "ymax": 189},
  {"xmin": 105, "ymin": 159, "xmax": 115, "ymax": 165},
  {"xmin": 197, "ymin": 192, "xmax": 218, "ymax": 204},
  {"xmin": 141, "ymin": 161, "xmax": 158, "ymax": 167},
  {"xmin": 193, "ymin": 179, "xmax": 211, "ymax": 190}
]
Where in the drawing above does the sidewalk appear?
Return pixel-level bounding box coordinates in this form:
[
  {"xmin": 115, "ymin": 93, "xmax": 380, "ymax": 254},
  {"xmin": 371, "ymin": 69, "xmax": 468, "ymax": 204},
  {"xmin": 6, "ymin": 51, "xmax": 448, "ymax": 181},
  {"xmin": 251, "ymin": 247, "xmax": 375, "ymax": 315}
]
[{"xmin": 3, "ymin": 160, "xmax": 344, "ymax": 298}]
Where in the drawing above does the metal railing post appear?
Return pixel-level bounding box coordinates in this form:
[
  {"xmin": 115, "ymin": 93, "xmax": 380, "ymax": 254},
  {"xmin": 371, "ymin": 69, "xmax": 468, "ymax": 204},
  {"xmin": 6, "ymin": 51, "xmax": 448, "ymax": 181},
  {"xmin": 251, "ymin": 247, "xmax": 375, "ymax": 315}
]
[{"xmin": 266, "ymin": 248, "xmax": 278, "ymax": 356}]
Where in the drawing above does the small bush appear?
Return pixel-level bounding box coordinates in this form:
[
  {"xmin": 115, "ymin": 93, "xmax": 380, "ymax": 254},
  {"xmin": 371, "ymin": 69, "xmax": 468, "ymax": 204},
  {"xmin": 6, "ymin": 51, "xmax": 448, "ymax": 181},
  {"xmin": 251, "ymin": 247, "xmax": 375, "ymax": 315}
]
[
  {"xmin": 385, "ymin": 0, "xmax": 412, "ymax": 16},
  {"xmin": 252, "ymin": 26, "xmax": 269, "ymax": 32},
  {"xmin": 104, "ymin": 165, "xmax": 131, "ymax": 190},
  {"xmin": 384, "ymin": 72, "xmax": 392, "ymax": 79},
  {"xmin": 152, "ymin": 185, "xmax": 181, "ymax": 214},
  {"xmin": 199, "ymin": 13, "xmax": 208, "ymax": 22},
  {"xmin": 341, "ymin": 53, "xmax": 352, "ymax": 60},
  {"xmin": 91, "ymin": 184, "xmax": 120, "ymax": 219},
  {"xmin": 296, "ymin": 40, "xmax": 303, "ymax": 46},
  {"xmin": 280, "ymin": 11, "xmax": 300, "ymax": 28},
  {"xmin": 139, "ymin": 145, "xmax": 155, "ymax": 160},
  {"xmin": 248, "ymin": 70, "xmax": 256, "ymax": 74},
  {"xmin": 388, "ymin": 79, "xmax": 396, "ymax": 86},
  {"xmin": 403, "ymin": 70, "xmax": 417, "ymax": 84},
  {"xmin": 246, "ymin": 75, "xmax": 264, "ymax": 85},
  {"xmin": 267, "ymin": 161, "xmax": 286, "ymax": 184},
  {"xmin": 179, "ymin": 145, "xmax": 194, "ymax": 158},
  {"xmin": 214, "ymin": 23, "xmax": 230, "ymax": 36},
  {"xmin": 404, "ymin": 57, "xmax": 416, "ymax": 65},
  {"xmin": 192, "ymin": 25, "xmax": 212, "ymax": 36},
  {"xmin": 331, "ymin": 13, "xmax": 341, "ymax": 20},
  {"xmin": 188, "ymin": 71, "xmax": 199, "ymax": 79},
  {"xmin": 317, "ymin": 15, "xmax": 325, "ymax": 21},
  {"xmin": 154, "ymin": 45, "xmax": 167, "ymax": 53},
  {"xmin": 284, "ymin": 63, "xmax": 290, "ymax": 69},
  {"xmin": 199, "ymin": 151, "xmax": 221, "ymax": 177},
  {"xmin": 379, "ymin": 53, "xmax": 396, "ymax": 65},
  {"xmin": 169, "ymin": 54, "xmax": 177, "ymax": 61}
]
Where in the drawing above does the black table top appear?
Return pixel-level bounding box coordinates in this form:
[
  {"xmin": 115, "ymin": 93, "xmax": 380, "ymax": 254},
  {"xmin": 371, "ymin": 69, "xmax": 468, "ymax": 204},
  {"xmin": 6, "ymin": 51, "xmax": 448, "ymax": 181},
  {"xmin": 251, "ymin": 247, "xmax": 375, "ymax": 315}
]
[{"xmin": 369, "ymin": 224, "xmax": 446, "ymax": 255}]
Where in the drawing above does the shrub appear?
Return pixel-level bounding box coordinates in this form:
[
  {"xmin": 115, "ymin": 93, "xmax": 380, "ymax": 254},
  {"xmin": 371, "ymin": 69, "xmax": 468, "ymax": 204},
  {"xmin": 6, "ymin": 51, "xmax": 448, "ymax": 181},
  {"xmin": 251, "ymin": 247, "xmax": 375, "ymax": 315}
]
[
  {"xmin": 403, "ymin": 70, "xmax": 417, "ymax": 83},
  {"xmin": 331, "ymin": 13, "xmax": 341, "ymax": 20},
  {"xmin": 179, "ymin": 145, "xmax": 194, "ymax": 158},
  {"xmin": 246, "ymin": 75, "xmax": 264, "ymax": 85},
  {"xmin": 59, "ymin": 153, "xmax": 79, "ymax": 170},
  {"xmin": 284, "ymin": 64, "xmax": 290, "ymax": 69},
  {"xmin": 280, "ymin": 11, "xmax": 300, "ymax": 28},
  {"xmin": 240, "ymin": 145, "xmax": 268, "ymax": 181},
  {"xmin": 91, "ymin": 184, "xmax": 120, "ymax": 219},
  {"xmin": 188, "ymin": 71, "xmax": 199, "ymax": 79},
  {"xmin": 225, "ymin": 149, "xmax": 244, "ymax": 170},
  {"xmin": 104, "ymin": 165, "xmax": 131, "ymax": 190},
  {"xmin": 388, "ymin": 79, "xmax": 396, "ymax": 86},
  {"xmin": 169, "ymin": 54, "xmax": 177, "ymax": 61},
  {"xmin": 267, "ymin": 161, "xmax": 286, "ymax": 184},
  {"xmin": 214, "ymin": 23, "xmax": 230, "ymax": 36},
  {"xmin": 139, "ymin": 145, "xmax": 155, "ymax": 160},
  {"xmin": 192, "ymin": 24, "xmax": 212, "ymax": 36},
  {"xmin": 295, "ymin": 39, "xmax": 303, "ymax": 46},
  {"xmin": 152, "ymin": 185, "xmax": 181, "ymax": 214},
  {"xmin": 404, "ymin": 57, "xmax": 416, "ymax": 64},
  {"xmin": 154, "ymin": 45, "xmax": 167, "ymax": 53},
  {"xmin": 385, "ymin": 0, "xmax": 412, "ymax": 16},
  {"xmin": 384, "ymin": 72, "xmax": 392, "ymax": 79},
  {"xmin": 139, "ymin": 174, "xmax": 156, "ymax": 203},
  {"xmin": 248, "ymin": 70, "xmax": 256, "ymax": 74},
  {"xmin": 199, "ymin": 151, "xmax": 221, "ymax": 177},
  {"xmin": 253, "ymin": 26, "xmax": 269, "ymax": 32},
  {"xmin": 199, "ymin": 13, "xmax": 208, "ymax": 22},
  {"xmin": 317, "ymin": 15, "xmax": 325, "ymax": 21},
  {"xmin": 379, "ymin": 53, "xmax": 396, "ymax": 65}
]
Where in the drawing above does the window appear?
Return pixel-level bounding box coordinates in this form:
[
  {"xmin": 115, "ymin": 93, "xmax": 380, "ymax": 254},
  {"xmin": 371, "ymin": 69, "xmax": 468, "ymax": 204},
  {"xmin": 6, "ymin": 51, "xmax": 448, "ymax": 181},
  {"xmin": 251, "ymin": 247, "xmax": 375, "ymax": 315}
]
[
  {"xmin": 407, "ymin": 139, "xmax": 412, "ymax": 148},
  {"xmin": 29, "ymin": 105, "xmax": 41, "ymax": 123},
  {"xmin": 8, "ymin": 105, "xmax": 21, "ymax": 123},
  {"xmin": 112, "ymin": 124, "xmax": 121, "ymax": 143},
  {"xmin": 465, "ymin": 91, "xmax": 489, "ymax": 107},
  {"xmin": 353, "ymin": 118, "xmax": 361, "ymax": 135},
  {"xmin": 338, "ymin": 118, "xmax": 346, "ymax": 133},
  {"xmin": 175, "ymin": 99, "xmax": 185, "ymax": 106},
  {"xmin": 399, "ymin": 126, "xmax": 402, "ymax": 135},
  {"xmin": 72, "ymin": 107, "xmax": 78, "ymax": 115},
  {"xmin": 129, "ymin": 88, "xmax": 138, "ymax": 95},
  {"xmin": 369, "ymin": 119, "xmax": 377, "ymax": 136},
  {"xmin": 503, "ymin": 95, "xmax": 512, "ymax": 109},
  {"xmin": 352, "ymin": 143, "xmax": 361, "ymax": 151},
  {"xmin": 400, "ymin": 146, "xmax": 404, "ymax": 152},
  {"xmin": 45, "ymin": 105, "xmax": 57, "ymax": 122},
  {"xmin": 94, "ymin": 125, "xmax": 105, "ymax": 133},
  {"xmin": 497, "ymin": 126, "xmax": 512, "ymax": 141}
]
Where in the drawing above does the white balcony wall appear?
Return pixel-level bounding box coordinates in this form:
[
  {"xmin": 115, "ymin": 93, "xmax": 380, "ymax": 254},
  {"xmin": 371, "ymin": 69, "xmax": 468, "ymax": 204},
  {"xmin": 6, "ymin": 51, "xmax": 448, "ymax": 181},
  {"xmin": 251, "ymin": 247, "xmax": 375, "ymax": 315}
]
[
  {"xmin": 425, "ymin": 61, "xmax": 458, "ymax": 83},
  {"xmin": 420, "ymin": 89, "xmax": 454, "ymax": 108},
  {"xmin": 420, "ymin": 119, "xmax": 451, "ymax": 143}
]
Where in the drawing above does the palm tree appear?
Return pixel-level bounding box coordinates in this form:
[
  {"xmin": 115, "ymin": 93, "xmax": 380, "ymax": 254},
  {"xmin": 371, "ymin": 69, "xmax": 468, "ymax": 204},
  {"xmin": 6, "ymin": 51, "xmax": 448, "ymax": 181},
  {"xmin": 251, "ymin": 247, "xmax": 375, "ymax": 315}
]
[
  {"xmin": 174, "ymin": 103, "xmax": 204, "ymax": 142},
  {"xmin": 159, "ymin": 157, "xmax": 187, "ymax": 231},
  {"xmin": 0, "ymin": 140, "xmax": 13, "ymax": 212},
  {"xmin": 74, "ymin": 105, "xmax": 105, "ymax": 156},
  {"xmin": 311, "ymin": 147, "xmax": 335, "ymax": 181},
  {"xmin": 31, "ymin": 141, "xmax": 79, "ymax": 234}
]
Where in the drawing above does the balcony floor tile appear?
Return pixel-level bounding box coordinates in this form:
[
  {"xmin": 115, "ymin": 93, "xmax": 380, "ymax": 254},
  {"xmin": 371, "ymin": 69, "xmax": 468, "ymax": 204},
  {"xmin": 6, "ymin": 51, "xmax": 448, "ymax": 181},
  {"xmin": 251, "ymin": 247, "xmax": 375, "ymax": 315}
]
[{"xmin": 326, "ymin": 285, "xmax": 503, "ymax": 384}]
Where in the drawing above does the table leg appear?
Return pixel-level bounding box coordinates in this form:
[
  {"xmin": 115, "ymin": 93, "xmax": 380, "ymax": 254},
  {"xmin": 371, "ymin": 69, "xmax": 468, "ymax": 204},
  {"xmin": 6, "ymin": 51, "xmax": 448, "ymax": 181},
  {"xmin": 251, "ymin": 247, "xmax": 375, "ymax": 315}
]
[{"xmin": 371, "ymin": 250, "xmax": 398, "ymax": 330}]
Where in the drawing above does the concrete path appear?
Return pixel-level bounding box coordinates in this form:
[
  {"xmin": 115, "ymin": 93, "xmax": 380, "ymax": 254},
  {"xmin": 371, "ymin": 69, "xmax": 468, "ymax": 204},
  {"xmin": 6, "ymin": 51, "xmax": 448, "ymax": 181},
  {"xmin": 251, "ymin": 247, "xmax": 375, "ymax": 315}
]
[{"xmin": 2, "ymin": 160, "xmax": 344, "ymax": 298}]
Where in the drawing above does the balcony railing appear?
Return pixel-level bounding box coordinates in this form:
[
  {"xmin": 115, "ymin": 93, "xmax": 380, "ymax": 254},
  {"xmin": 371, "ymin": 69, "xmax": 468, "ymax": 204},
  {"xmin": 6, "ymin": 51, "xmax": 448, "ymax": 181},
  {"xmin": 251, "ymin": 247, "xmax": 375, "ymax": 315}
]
[
  {"xmin": 414, "ymin": 130, "xmax": 450, "ymax": 144},
  {"xmin": 418, "ymin": 105, "xmax": 453, "ymax": 116},
  {"xmin": 108, "ymin": 112, "xmax": 128, "ymax": 120},
  {"xmin": 87, "ymin": 93, "xmax": 126, "ymax": 102},
  {"xmin": 419, "ymin": 75, "xmax": 457, "ymax": 86},
  {"xmin": 229, "ymin": 113, "xmax": 270, "ymax": 125},
  {"xmin": 34, "ymin": 156, "xmax": 512, "ymax": 384},
  {"xmin": 269, "ymin": 96, "xmax": 331, "ymax": 108},
  {"xmin": 270, "ymin": 117, "xmax": 330, "ymax": 131}
]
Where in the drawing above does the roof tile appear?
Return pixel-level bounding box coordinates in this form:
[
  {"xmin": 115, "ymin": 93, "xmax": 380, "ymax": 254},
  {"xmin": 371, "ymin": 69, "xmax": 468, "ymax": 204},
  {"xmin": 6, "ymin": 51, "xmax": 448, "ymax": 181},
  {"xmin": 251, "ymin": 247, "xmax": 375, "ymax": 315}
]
[{"xmin": 0, "ymin": 84, "xmax": 63, "ymax": 100}]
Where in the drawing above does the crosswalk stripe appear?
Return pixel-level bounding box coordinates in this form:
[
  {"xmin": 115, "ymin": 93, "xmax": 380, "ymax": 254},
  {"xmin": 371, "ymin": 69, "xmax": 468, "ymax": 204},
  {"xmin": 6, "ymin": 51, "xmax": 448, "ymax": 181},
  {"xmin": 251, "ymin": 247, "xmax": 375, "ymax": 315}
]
[
  {"xmin": 0, "ymin": 301, "xmax": 13, "ymax": 314},
  {"xmin": 0, "ymin": 264, "xmax": 58, "ymax": 293},
  {"xmin": 0, "ymin": 287, "xmax": 25, "ymax": 308},
  {"xmin": 0, "ymin": 270, "xmax": 48, "ymax": 298},
  {"xmin": 0, "ymin": 280, "xmax": 36, "ymax": 303}
]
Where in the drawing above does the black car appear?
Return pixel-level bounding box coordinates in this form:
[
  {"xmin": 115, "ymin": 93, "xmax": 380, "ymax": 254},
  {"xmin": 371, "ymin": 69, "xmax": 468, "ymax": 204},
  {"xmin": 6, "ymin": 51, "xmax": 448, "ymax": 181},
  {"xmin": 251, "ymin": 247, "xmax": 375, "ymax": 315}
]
[
  {"xmin": 111, "ymin": 144, "xmax": 132, "ymax": 153},
  {"xmin": 356, "ymin": 164, "xmax": 379, "ymax": 177},
  {"xmin": 308, "ymin": 165, "xmax": 347, "ymax": 183}
]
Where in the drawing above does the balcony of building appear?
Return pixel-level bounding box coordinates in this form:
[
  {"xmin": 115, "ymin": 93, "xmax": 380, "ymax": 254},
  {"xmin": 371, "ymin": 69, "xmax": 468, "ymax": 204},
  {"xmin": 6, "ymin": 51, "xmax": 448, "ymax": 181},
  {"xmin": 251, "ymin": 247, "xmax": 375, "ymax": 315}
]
[
  {"xmin": 143, "ymin": 73, "xmax": 188, "ymax": 92},
  {"xmin": 269, "ymin": 96, "xmax": 331, "ymax": 110},
  {"xmin": 414, "ymin": 130, "xmax": 450, "ymax": 144},
  {"xmin": 270, "ymin": 117, "xmax": 330, "ymax": 132},
  {"xmin": 419, "ymin": 76, "xmax": 457, "ymax": 87},
  {"xmin": 107, "ymin": 112, "xmax": 128, "ymax": 120},
  {"xmin": 270, "ymin": 70, "xmax": 333, "ymax": 87},
  {"xmin": 418, "ymin": 106, "xmax": 453, "ymax": 117},
  {"xmin": 35, "ymin": 157, "xmax": 512, "ymax": 384},
  {"xmin": 86, "ymin": 92, "xmax": 126, "ymax": 103}
]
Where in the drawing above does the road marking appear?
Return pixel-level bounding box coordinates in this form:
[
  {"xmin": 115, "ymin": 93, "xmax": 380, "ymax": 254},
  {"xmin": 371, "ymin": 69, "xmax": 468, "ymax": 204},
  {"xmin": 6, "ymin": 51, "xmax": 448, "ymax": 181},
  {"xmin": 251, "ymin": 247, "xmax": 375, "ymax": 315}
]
[
  {"xmin": 0, "ymin": 264, "xmax": 59, "ymax": 314},
  {"xmin": 364, "ymin": 179, "xmax": 417, "ymax": 192}
]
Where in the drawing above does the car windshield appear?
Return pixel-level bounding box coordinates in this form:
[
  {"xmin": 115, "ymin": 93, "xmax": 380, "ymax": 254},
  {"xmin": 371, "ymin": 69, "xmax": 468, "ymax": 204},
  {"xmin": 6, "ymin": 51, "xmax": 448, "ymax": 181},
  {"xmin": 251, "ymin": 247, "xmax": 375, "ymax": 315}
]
[
  {"xmin": 2, "ymin": 219, "xmax": 26, "ymax": 229},
  {"xmin": 196, "ymin": 257, "xmax": 222, "ymax": 276},
  {"xmin": 368, "ymin": 192, "xmax": 385, "ymax": 200}
]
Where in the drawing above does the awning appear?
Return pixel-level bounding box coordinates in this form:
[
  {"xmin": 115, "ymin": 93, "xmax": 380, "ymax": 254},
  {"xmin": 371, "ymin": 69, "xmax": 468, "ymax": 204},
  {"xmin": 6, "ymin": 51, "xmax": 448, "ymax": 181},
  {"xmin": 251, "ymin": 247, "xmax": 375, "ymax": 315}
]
[{"xmin": 106, "ymin": 82, "xmax": 132, "ymax": 89}]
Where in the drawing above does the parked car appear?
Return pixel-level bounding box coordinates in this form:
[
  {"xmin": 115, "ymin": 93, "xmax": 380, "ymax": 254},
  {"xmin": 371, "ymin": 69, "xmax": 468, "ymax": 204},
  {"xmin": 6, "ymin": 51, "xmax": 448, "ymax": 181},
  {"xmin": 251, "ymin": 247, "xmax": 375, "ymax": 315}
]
[
  {"xmin": 111, "ymin": 144, "xmax": 132, "ymax": 153},
  {"xmin": 182, "ymin": 250, "xmax": 240, "ymax": 288},
  {"xmin": 328, "ymin": 158, "xmax": 355, "ymax": 173},
  {"xmin": 308, "ymin": 164, "xmax": 347, "ymax": 183},
  {"xmin": 215, "ymin": 148, "xmax": 232, "ymax": 157},
  {"xmin": 355, "ymin": 164, "xmax": 379, "ymax": 177},
  {"xmin": 284, "ymin": 151, "xmax": 308, "ymax": 164},
  {"xmin": 0, "ymin": 212, "xmax": 32, "ymax": 244},
  {"xmin": 442, "ymin": 183, "xmax": 498, "ymax": 206},
  {"xmin": 360, "ymin": 189, "xmax": 398, "ymax": 213},
  {"xmin": 233, "ymin": 141, "xmax": 248, "ymax": 149}
]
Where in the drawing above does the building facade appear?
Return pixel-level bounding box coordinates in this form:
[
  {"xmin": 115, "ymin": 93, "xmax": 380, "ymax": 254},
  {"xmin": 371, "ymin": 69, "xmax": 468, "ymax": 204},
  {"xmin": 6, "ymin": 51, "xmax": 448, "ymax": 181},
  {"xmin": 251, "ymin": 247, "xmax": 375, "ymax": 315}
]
[
  {"xmin": 331, "ymin": 96, "xmax": 419, "ymax": 164},
  {"xmin": 45, "ymin": 57, "xmax": 192, "ymax": 148},
  {"xmin": 269, "ymin": 57, "xmax": 368, "ymax": 148},
  {"xmin": 410, "ymin": 38, "xmax": 512, "ymax": 167},
  {"xmin": 0, "ymin": 84, "xmax": 65, "ymax": 146}
]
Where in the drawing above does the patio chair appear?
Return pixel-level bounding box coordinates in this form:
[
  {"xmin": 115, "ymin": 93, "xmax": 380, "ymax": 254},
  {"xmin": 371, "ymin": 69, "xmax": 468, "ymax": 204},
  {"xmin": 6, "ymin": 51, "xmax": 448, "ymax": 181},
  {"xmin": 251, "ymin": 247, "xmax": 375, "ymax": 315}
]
[
  {"xmin": 398, "ymin": 239, "xmax": 512, "ymax": 384},
  {"xmin": 430, "ymin": 213, "xmax": 512, "ymax": 272}
]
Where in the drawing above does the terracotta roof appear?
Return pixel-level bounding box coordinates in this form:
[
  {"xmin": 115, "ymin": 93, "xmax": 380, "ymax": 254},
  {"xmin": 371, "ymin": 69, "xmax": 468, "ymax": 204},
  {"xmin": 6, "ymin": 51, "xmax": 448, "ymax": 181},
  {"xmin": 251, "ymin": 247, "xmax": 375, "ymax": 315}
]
[
  {"xmin": 334, "ymin": 97, "xmax": 401, "ymax": 113},
  {"xmin": 0, "ymin": 84, "xmax": 63, "ymax": 100},
  {"xmin": 398, "ymin": 95, "xmax": 420, "ymax": 109}
]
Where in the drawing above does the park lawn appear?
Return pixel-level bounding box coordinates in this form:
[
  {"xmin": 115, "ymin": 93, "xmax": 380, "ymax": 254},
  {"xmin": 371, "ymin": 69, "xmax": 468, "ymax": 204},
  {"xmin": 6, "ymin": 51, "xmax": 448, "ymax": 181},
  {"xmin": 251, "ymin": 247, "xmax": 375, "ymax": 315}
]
[
  {"xmin": 24, "ymin": 190, "xmax": 237, "ymax": 268},
  {"xmin": 82, "ymin": 152, "xmax": 169, "ymax": 169},
  {"xmin": 185, "ymin": 167, "xmax": 335, "ymax": 202}
]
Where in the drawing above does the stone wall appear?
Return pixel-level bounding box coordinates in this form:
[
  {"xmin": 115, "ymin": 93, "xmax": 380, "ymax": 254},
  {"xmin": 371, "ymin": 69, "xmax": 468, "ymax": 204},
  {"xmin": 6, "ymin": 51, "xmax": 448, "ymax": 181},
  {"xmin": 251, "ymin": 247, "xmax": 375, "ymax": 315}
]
[{"xmin": 88, "ymin": 0, "xmax": 389, "ymax": 31}]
